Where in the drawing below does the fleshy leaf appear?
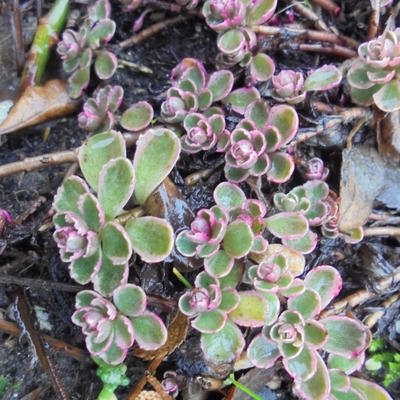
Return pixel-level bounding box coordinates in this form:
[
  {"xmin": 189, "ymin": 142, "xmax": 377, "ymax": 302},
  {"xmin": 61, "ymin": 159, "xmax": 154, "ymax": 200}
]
[
  {"xmin": 204, "ymin": 250, "xmax": 234, "ymax": 278},
  {"xmin": 245, "ymin": 99, "xmax": 269, "ymax": 130},
  {"xmin": 133, "ymin": 128, "xmax": 181, "ymax": 205},
  {"xmin": 93, "ymin": 257, "xmax": 128, "ymax": 297},
  {"xmin": 113, "ymin": 284, "xmax": 146, "ymax": 317},
  {"xmin": 219, "ymin": 288, "xmax": 240, "ymax": 312},
  {"xmin": 264, "ymin": 212, "xmax": 308, "ymax": 240},
  {"xmin": 288, "ymin": 288, "xmax": 321, "ymax": 320},
  {"xmin": 328, "ymin": 353, "xmax": 365, "ymax": 374},
  {"xmin": 284, "ymin": 345, "xmax": 317, "ymax": 381},
  {"xmin": 201, "ymin": 319, "xmax": 245, "ymax": 364},
  {"xmin": 120, "ymin": 101, "xmax": 154, "ymax": 132},
  {"xmin": 263, "ymin": 292, "xmax": 280, "ymax": 325},
  {"xmin": 268, "ymin": 105, "xmax": 298, "ymax": 145},
  {"xmin": 95, "ymin": 50, "xmax": 117, "ymax": 80},
  {"xmin": 247, "ymin": 334, "xmax": 280, "ymax": 368},
  {"xmin": 223, "ymin": 221, "xmax": 254, "ymax": 258},
  {"xmin": 219, "ymin": 261, "xmax": 243, "ymax": 289},
  {"xmin": 78, "ymin": 193, "xmax": 104, "ymax": 231},
  {"xmin": 69, "ymin": 66, "xmax": 90, "ymax": 99},
  {"xmin": 282, "ymin": 230, "xmax": 318, "ymax": 254},
  {"xmin": 175, "ymin": 231, "xmax": 197, "ymax": 257},
  {"xmin": 54, "ymin": 176, "xmax": 89, "ymax": 214},
  {"xmin": 303, "ymin": 65, "xmax": 342, "ymax": 92},
  {"xmin": 247, "ymin": 0, "xmax": 277, "ymax": 25},
  {"xmin": 207, "ymin": 70, "xmax": 234, "ymax": 101},
  {"xmin": 130, "ymin": 311, "xmax": 167, "ymax": 350},
  {"xmin": 321, "ymin": 317, "xmax": 368, "ymax": 358},
  {"xmin": 218, "ymin": 29, "xmax": 244, "ymax": 54},
  {"xmin": 214, "ymin": 182, "xmax": 246, "ymax": 210},
  {"xmin": 78, "ymin": 130, "xmax": 125, "ymax": 192},
  {"xmin": 250, "ymin": 53, "xmax": 275, "ymax": 82},
  {"xmin": 98, "ymin": 158, "xmax": 135, "ymax": 220},
  {"xmin": 373, "ymin": 79, "xmax": 400, "ymax": 112},
  {"xmin": 125, "ymin": 216, "xmax": 174, "ymax": 263},
  {"xmin": 101, "ymin": 222, "xmax": 132, "ymax": 264},
  {"xmin": 192, "ymin": 309, "xmax": 227, "ymax": 333},
  {"xmin": 222, "ymin": 87, "xmax": 260, "ymax": 114},
  {"xmin": 70, "ymin": 247, "xmax": 101, "ymax": 284},
  {"xmin": 264, "ymin": 244, "xmax": 305, "ymax": 277},
  {"xmin": 304, "ymin": 321, "xmax": 327, "ymax": 348},
  {"xmin": 350, "ymin": 377, "xmax": 393, "ymax": 400},
  {"xmin": 267, "ymin": 152, "xmax": 295, "ymax": 183},
  {"xmin": 304, "ymin": 265, "xmax": 342, "ymax": 309},
  {"xmin": 87, "ymin": 19, "xmax": 116, "ymax": 48},
  {"xmin": 229, "ymin": 291, "xmax": 269, "ymax": 327}
]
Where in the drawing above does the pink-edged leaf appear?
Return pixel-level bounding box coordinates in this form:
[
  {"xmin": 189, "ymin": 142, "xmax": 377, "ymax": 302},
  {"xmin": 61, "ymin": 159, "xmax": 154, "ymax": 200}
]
[
  {"xmin": 219, "ymin": 288, "xmax": 240, "ymax": 313},
  {"xmin": 245, "ymin": 99, "xmax": 269, "ymax": 130},
  {"xmin": 223, "ymin": 221, "xmax": 254, "ymax": 258},
  {"xmin": 347, "ymin": 60, "xmax": 375, "ymax": 90},
  {"xmin": 329, "ymin": 369, "xmax": 351, "ymax": 392},
  {"xmin": 247, "ymin": 0, "xmax": 277, "ymax": 25},
  {"xmin": 54, "ymin": 176, "xmax": 89, "ymax": 215},
  {"xmin": 268, "ymin": 105, "xmax": 298, "ymax": 145},
  {"xmin": 120, "ymin": 101, "xmax": 154, "ymax": 132},
  {"xmin": 219, "ymin": 260, "xmax": 243, "ymax": 289},
  {"xmin": 267, "ymin": 152, "xmax": 295, "ymax": 183},
  {"xmin": 204, "ymin": 250, "xmax": 234, "ymax": 278},
  {"xmin": 113, "ymin": 315, "xmax": 135, "ymax": 349},
  {"xmin": 350, "ymin": 377, "xmax": 393, "ymax": 400},
  {"xmin": 175, "ymin": 230, "xmax": 197, "ymax": 257},
  {"xmin": 130, "ymin": 311, "xmax": 167, "ymax": 350},
  {"xmin": 87, "ymin": 19, "xmax": 116, "ymax": 48},
  {"xmin": 207, "ymin": 70, "xmax": 234, "ymax": 101},
  {"xmin": 263, "ymin": 292, "xmax": 280, "ymax": 326},
  {"xmin": 328, "ymin": 352, "xmax": 365, "ymax": 374},
  {"xmin": 125, "ymin": 216, "xmax": 174, "ymax": 263},
  {"xmin": 294, "ymin": 352, "xmax": 331, "ymax": 400},
  {"xmin": 75, "ymin": 290, "xmax": 102, "ymax": 308},
  {"xmin": 95, "ymin": 50, "xmax": 117, "ymax": 80},
  {"xmin": 280, "ymin": 278, "xmax": 305, "ymax": 297},
  {"xmin": 303, "ymin": 65, "xmax": 342, "ymax": 92},
  {"xmin": 283, "ymin": 230, "xmax": 318, "ymax": 254},
  {"xmin": 321, "ymin": 316, "xmax": 369, "ymax": 358},
  {"xmin": 247, "ymin": 334, "xmax": 280, "ymax": 368},
  {"xmin": 222, "ymin": 87, "xmax": 260, "ymax": 114},
  {"xmin": 101, "ymin": 221, "xmax": 132, "ymax": 264},
  {"xmin": 304, "ymin": 320, "xmax": 327, "ymax": 348},
  {"xmin": 70, "ymin": 247, "xmax": 102, "ymax": 284},
  {"xmin": 264, "ymin": 243, "xmax": 305, "ymax": 277},
  {"xmin": 288, "ymin": 288, "xmax": 321, "ymax": 320},
  {"xmin": 78, "ymin": 193, "xmax": 104, "ymax": 231},
  {"xmin": 229, "ymin": 291, "xmax": 269, "ymax": 327},
  {"xmin": 99, "ymin": 341, "xmax": 128, "ymax": 365},
  {"xmin": 192, "ymin": 309, "xmax": 227, "ymax": 333},
  {"xmin": 113, "ymin": 283, "xmax": 146, "ymax": 317},
  {"xmin": 284, "ymin": 345, "xmax": 318, "ymax": 381},
  {"xmin": 214, "ymin": 182, "xmax": 246, "ymax": 210},
  {"xmin": 133, "ymin": 128, "xmax": 181, "ymax": 205},
  {"xmin": 305, "ymin": 265, "xmax": 342, "ymax": 309},
  {"xmin": 250, "ymin": 53, "xmax": 275, "ymax": 83},
  {"xmin": 69, "ymin": 66, "xmax": 90, "ymax": 99},
  {"xmin": 373, "ymin": 79, "xmax": 400, "ymax": 112},
  {"xmin": 78, "ymin": 130, "xmax": 126, "ymax": 192},
  {"xmin": 98, "ymin": 157, "xmax": 135, "ymax": 220},
  {"xmin": 201, "ymin": 319, "xmax": 245, "ymax": 364},
  {"xmin": 217, "ymin": 29, "xmax": 244, "ymax": 54},
  {"xmin": 264, "ymin": 212, "xmax": 309, "ymax": 240}
]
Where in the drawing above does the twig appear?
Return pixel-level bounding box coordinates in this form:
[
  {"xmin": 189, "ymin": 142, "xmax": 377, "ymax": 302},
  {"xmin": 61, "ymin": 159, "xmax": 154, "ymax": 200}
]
[
  {"xmin": 290, "ymin": 0, "xmax": 330, "ymax": 31},
  {"xmin": 142, "ymin": 0, "xmax": 182, "ymax": 12},
  {"xmin": 297, "ymin": 42, "xmax": 357, "ymax": 58},
  {"xmin": 0, "ymin": 275, "xmax": 84, "ymax": 292},
  {"xmin": 368, "ymin": 2, "xmax": 380, "ymax": 40},
  {"xmin": 253, "ymin": 24, "xmax": 358, "ymax": 49},
  {"xmin": 0, "ymin": 318, "xmax": 87, "ymax": 362},
  {"xmin": 120, "ymin": 14, "xmax": 194, "ymax": 48},
  {"xmin": 364, "ymin": 226, "xmax": 400, "ymax": 237},
  {"xmin": 14, "ymin": 196, "xmax": 46, "ymax": 224},
  {"xmin": 36, "ymin": 0, "xmax": 42, "ymax": 18},
  {"xmin": 346, "ymin": 117, "xmax": 367, "ymax": 149},
  {"xmin": 311, "ymin": 100, "xmax": 346, "ymax": 114},
  {"xmin": 364, "ymin": 293, "xmax": 400, "ymax": 329},
  {"xmin": 184, "ymin": 168, "xmax": 214, "ymax": 186},
  {"xmin": 0, "ymin": 133, "xmax": 140, "ymax": 179},
  {"xmin": 11, "ymin": 0, "xmax": 25, "ymax": 73},
  {"xmin": 321, "ymin": 266, "xmax": 400, "ymax": 318},
  {"xmin": 145, "ymin": 371, "xmax": 173, "ymax": 400},
  {"xmin": 311, "ymin": 0, "xmax": 340, "ymax": 16},
  {"xmin": 11, "ymin": 288, "xmax": 70, "ymax": 400}
]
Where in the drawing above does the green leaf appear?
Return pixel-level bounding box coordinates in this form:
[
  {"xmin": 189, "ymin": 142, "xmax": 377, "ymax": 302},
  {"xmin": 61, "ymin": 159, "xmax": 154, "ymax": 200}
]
[
  {"xmin": 207, "ymin": 70, "xmax": 234, "ymax": 101},
  {"xmin": 219, "ymin": 288, "xmax": 240, "ymax": 312},
  {"xmin": 222, "ymin": 87, "xmax": 260, "ymax": 114},
  {"xmin": 303, "ymin": 65, "xmax": 342, "ymax": 92},
  {"xmin": 95, "ymin": 50, "xmax": 117, "ymax": 80},
  {"xmin": 93, "ymin": 256, "xmax": 128, "ymax": 297},
  {"xmin": 113, "ymin": 284, "xmax": 146, "ymax": 317},
  {"xmin": 223, "ymin": 221, "xmax": 254, "ymax": 258},
  {"xmin": 247, "ymin": 334, "xmax": 280, "ymax": 368},
  {"xmin": 192, "ymin": 309, "xmax": 227, "ymax": 333},
  {"xmin": 78, "ymin": 193, "xmax": 104, "ymax": 231},
  {"xmin": 217, "ymin": 29, "xmax": 244, "ymax": 54},
  {"xmin": 214, "ymin": 182, "xmax": 246, "ymax": 210},
  {"xmin": 87, "ymin": 19, "xmax": 115, "ymax": 49},
  {"xmin": 125, "ymin": 216, "xmax": 174, "ymax": 263},
  {"xmin": 133, "ymin": 128, "xmax": 181, "ymax": 205},
  {"xmin": 288, "ymin": 288, "xmax": 321, "ymax": 320},
  {"xmin": 373, "ymin": 80, "xmax": 400, "ymax": 112},
  {"xmin": 101, "ymin": 222, "xmax": 132, "ymax": 264},
  {"xmin": 219, "ymin": 261, "xmax": 243, "ymax": 289},
  {"xmin": 350, "ymin": 377, "xmax": 393, "ymax": 400},
  {"xmin": 201, "ymin": 319, "xmax": 245, "ymax": 364},
  {"xmin": 245, "ymin": 99, "xmax": 269, "ymax": 130},
  {"xmin": 98, "ymin": 158, "xmax": 135, "ymax": 220},
  {"xmin": 247, "ymin": 0, "xmax": 277, "ymax": 25},
  {"xmin": 229, "ymin": 291, "xmax": 269, "ymax": 327},
  {"xmin": 54, "ymin": 176, "xmax": 88, "ymax": 214},
  {"xmin": 78, "ymin": 130, "xmax": 126, "ymax": 192},
  {"xmin": 69, "ymin": 66, "xmax": 90, "ymax": 99},
  {"xmin": 268, "ymin": 105, "xmax": 298, "ymax": 145},
  {"xmin": 304, "ymin": 321, "xmax": 327, "ymax": 348},
  {"xmin": 350, "ymin": 85, "xmax": 380, "ymax": 106},
  {"xmin": 250, "ymin": 53, "xmax": 275, "ymax": 83},
  {"xmin": 284, "ymin": 345, "xmax": 317, "ymax": 380},
  {"xmin": 204, "ymin": 250, "xmax": 234, "ymax": 278},
  {"xmin": 283, "ymin": 230, "xmax": 317, "ymax": 254},
  {"xmin": 264, "ymin": 212, "xmax": 308, "ymax": 239},
  {"xmin": 175, "ymin": 231, "xmax": 197, "ymax": 257},
  {"xmin": 70, "ymin": 247, "xmax": 101, "ymax": 284},
  {"xmin": 130, "ymin": 312, "xmax": 167, "ymax": 350},
  {"xmin": 120, "ymin": 101, "xmax": 154, "ymax": 132},
  {"xmin": 328, "ymin": 353, "xmax": 365, "ymax": 374}
]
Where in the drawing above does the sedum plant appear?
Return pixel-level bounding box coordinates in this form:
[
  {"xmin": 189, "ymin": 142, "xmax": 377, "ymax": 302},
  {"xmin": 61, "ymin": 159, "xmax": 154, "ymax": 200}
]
[
  {"xmin": 271, "ymin": 66, "xmax": 342, "ymax": 105},
  {"xmin": 72, "ymin": 287, "xmax": 167, "ymax": 365},
  {"xmin": 57, "ymin": 0, "xmax": 118, "ymax": 98},
  {"xmin": 347, "ymin": 28, "xmax": 400, "ymax": 112},
  {"xmin": 78, "ymin": 85, "xmax": 154, "ymax": 133}
]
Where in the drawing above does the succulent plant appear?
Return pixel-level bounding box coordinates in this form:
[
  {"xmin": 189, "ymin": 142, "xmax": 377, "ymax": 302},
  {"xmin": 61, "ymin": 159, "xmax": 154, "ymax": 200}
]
[
  {"xmin": 223, "ymin": 99, "xmax": 299, "ymax": 183},
  {"xmin": 271, "ymin": 65, "xmax": 342, "ymax": 104},
  {"xmin": 57, "ymin": 0, "xmax": 118, "ymax": 98},
  {"xmin": 305, "ymin": 157, "xmax": 329, "ymax": 181},
  {"xmin": 53, "ymin": 129, "xmax": 179, "ymax": 295},
  {"xmin": 79, "ymin": 86, "xmax": 154, "ymax": 133},
  {"xmin": 72, "ymin": 287, "xmax": 167, "ymax": 364},
  {"xmin": 161, "ymin": 58, "xmax": 233, "ymax": 123},
  {"xmin": 347, "ymin": 29, "xmax": 400, "ymax": 112}
]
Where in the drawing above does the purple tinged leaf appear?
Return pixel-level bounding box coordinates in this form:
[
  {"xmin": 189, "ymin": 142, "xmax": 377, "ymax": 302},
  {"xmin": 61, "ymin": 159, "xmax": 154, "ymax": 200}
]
[
  {"xmin": 303, "ymin": 65, "xmax": 342, "ymax": 92},
  {"xmin": 264, "ymin": 212, "xmax": 309, "ymax": 240},
  {"xmin": 350, "ymin": 377, "xmax": 393, "ymax": 400},
  {"xmin": 214, "ymin": 182, "xmax": 246, "ymax": 210},
  {"xmin": 288, "ymin": 288, "xmax": 321, "ymax": 320},
  {"xmin": 88, "ymin": 0, "xmax": 111, "ymax": 21},
  {"xmin": 175, "ymin": 231, "xmax": 197, "ymax": 257},
  {"xmin": 204, "ymin": 250, "xmax": 234, "ymax": 278},
  {"xmin": 98, "ymin": 158, "xmax": 135, "ymax": 220},
  {"xmin": 131, "ymin": 311, "xmax": 168, "ymax": 350},
  {"xmin": 245, "ymin": 99, "xmax": 269, "ymax": 130},
  {"xmin": 125, "ymin": 216, "xmax": 174, "ymax": 263},
  {"xmin": 78, "ymin": 130, "xmax": 126, "ymax": 192},
  {"xmin": 229, "ymin": 291, "xmax": 270, "ymax": 327},
  {"xmin": 223, "ymin": 221, "xmax": 254, "ymax": 258},
  {"xmin": 200, "ymin": 319, "xmax": 245, "ymax": 364},
  {"xmin": 69, "ymin": 247, "xmax": 102, "ymax": 284},
  {"xmin": 247, "ymin": 334, "xmax": 280, "ymax": 369},
  {"xmin": 113, "ymin": 283, "xmax": 146, "ymax": 317},
  {"xmin": 280, "ymin": 278, "xmax": 305, "ymax": 297},
  {"xmin": 101, "ymin": 222, "xmax": 132, "ymax": 264},
  {"xmin": 347, "ymin": 60, "xmax": 375, "ymax": 90},
  {"xmin": 54, "ymin": 176, "xmax": 89, "ymax": 214},
  {"xmin": 192, "ymin": 309, "xmax": 227, "ymax": 333},
  {"xmin": 250, "ymin": 53, "xmax": 275, "ymax": 83},
  {"xmin": 78, "ymin": 193, "xmax": 104, "ymax": 231},
  {"xmin": 87, "ymin": 19, "xmax": 116, "ymax": 49},
  {"xmin": 69, "ymin": 66, "xmax": 90, "ymax": 99},
  {"xmin": 207, "ymin": 70, "xmax": 234, "ymax": 101},
  {"xmin": 223, "ymin": 87, "xmax": 260, "ymax": 114},
  {"xmin": 217, "ymin": 29, "xmax": 245, "ymax": 54},
  {"xmin": 264, "ymin": 244, "xmax": 305, "ymax": 277},
  {"xmin": 268, "ymin": 105, "xmax": 298, "ymax": 145},
  {"xmin": 133, "ymin": 128, "xmax": 181, "ymax": 205},
  {"xmin": 95, "ymin": 50, "xmax": 118, "ymax": 80},
  {"xmin": 120, "ymin": 101, "xmax": 154, "ymax": 132},
  {"xmin": 304, "ymin": 265, "xmax": 342, "ymax": 310},
  {"xmin": 267, "ymin": 152, "xmax": 295, "ymax": 183}
]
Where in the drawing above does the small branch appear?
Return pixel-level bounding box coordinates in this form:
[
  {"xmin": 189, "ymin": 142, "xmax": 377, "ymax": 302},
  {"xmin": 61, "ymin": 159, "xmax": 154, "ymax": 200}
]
[
  {"xmin": 145, "ymin": 371, "xmax": 173, "ymax": 400},
  {"xmin": 11, "ymin": 0, "xmax": 25, "ymax": 73},
  {"xmin": 0, "ymin": 318, "xmax": 87, "ymax": 362},
  {"xmin": 368, "ymin": 5, "xmax": 380, "ymax": 40},
  {"xmin": 290, "ymin": 0, "xmax": 330, "ymax": 32},
  {"xmin": 364, "ymin": 293, "xmax": 400, "ymax": 329},
  {"xmin": 311, "ymin": 100, "xmax": 346, "ymax": 114},
  {"xmin": 120, "ymin": 14, "xmax": 195, "ymax": 49},
  {"xmin": 297, "ymin": 42, "xmax": 357, "ymax": 58},
  {"xmin": 364, "ymin": 226, "xmax": 400, "ymax": 237},
  {"xmin": 311, "ymin": 0, "xmax": 341, "ymax": 16},
  {"xmin": 0, "ymin": 275, "xmax": 84, "ymax": 292},
  {"xmin": 142, "ymin": 0, "xmax": 182, "ymax": 12}
]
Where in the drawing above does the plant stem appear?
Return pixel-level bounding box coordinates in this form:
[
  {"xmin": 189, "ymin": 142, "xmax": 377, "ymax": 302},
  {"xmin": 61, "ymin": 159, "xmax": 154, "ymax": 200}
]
[
  {"xmin": 311, "ymin": 0, "xmax": 340, "ymax": 16},
  {"xmin": 172, "ymin": 267, "xmax": 192, "ymax": 289},
  {"xmin": 226, "ymin": 374, "xmax": 263, "ymax": 400},
  {"xmin": 20, "ymin": 0, "xmax": 69, "ymax": 89}
]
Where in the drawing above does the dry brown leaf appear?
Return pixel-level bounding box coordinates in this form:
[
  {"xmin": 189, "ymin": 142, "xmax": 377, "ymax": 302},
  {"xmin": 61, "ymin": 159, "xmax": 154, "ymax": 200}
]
[
  {"xmin": 377, "ymin": 110, "xmax": 400, "ymax": 163},
  {"xmin": 0, "ymin": 79, "xmax": 78, "ymax": 135},
  {"xmin": 134, "ymin": 310, "xmax": 189, "ymax": 361}
]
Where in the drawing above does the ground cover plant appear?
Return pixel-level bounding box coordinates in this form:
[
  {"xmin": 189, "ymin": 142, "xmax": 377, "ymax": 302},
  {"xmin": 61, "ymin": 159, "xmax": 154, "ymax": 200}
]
[{"xmin": 0, "ymin": 0, "xmax": 400, "ymax": 399}]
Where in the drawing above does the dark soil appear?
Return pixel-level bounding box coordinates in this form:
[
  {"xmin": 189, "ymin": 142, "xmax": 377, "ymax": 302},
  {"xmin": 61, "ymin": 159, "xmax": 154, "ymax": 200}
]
[{"xmin": 0, "ymin": 0, "xmax": 399, "ymax": 399}]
